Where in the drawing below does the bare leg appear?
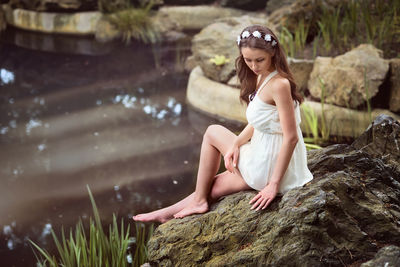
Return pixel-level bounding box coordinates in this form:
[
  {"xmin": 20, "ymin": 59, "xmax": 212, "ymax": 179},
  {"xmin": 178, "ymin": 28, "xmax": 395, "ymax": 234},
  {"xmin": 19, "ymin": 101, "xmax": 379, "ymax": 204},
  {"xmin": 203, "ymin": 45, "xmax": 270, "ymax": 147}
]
[
  {"xmin": 133, "ymin": 170, "xmax": 250, "ymax": 223},
  {"xmin": 133, "ymin": 193, "xmax": 195, "ymax": 223},
  {"xmin": 173, "ymin": 125, "xmax": 238, "ymax": 218},
  {"xmin": 133, "ymin": 125, "xmax": 247, "ymax": 222}
]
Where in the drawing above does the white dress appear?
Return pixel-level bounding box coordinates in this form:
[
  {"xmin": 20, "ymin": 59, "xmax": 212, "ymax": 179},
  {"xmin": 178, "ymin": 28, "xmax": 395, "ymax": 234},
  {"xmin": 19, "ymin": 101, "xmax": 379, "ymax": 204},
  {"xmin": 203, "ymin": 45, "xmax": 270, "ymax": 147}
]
[{"xmin": 237, "ymin": 70, "xmax": 313, "ymax": 194}]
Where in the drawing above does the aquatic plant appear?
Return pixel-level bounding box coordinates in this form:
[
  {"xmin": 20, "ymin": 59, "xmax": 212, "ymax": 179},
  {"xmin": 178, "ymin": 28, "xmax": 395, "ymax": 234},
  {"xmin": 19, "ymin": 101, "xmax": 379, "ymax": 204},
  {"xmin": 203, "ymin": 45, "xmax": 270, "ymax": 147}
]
[
  {"xmin": 106, "ymin": 1, "xmax": 160, "ymax": 44},
  {"xmin": 29, "ymin": 185, "xmax": 153, "ymax": 267},
  {"xmin": 209, "ymin": 55, "xmax": 230, "ymax": 66}
]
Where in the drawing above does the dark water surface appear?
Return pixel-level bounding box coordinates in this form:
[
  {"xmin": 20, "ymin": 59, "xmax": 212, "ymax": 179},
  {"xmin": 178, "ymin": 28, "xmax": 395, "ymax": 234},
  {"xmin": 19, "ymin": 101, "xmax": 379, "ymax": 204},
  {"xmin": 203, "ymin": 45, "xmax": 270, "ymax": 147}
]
[{"xmin": 0, "ymin": 28, "xmax": 242, "ymax": 266}]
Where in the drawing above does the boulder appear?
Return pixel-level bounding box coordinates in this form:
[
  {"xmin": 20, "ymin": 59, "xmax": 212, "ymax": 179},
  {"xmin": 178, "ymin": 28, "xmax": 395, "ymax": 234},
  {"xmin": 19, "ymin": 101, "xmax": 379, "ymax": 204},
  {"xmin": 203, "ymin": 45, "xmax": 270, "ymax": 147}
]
[
  {"xmin": 288, "ymin": 57, "xmax": 314, "ymax": 94},
  {"xmin": 361, "ymin": 245, "xmax": 400, "ymax": 267},
  {"xmin": 389, "ymin": 58, "xmax": 400, "ymax": 113},
  {"xmin": 186, "ymin": 66, "xmax": 246, "ymax": 122},
  {"xmin": 269, "ymin": 0, "xmax": 347, "ymax": 32},
  {"xmin": 147, "ymin": 115, "xmax": 400, "ymax": 266},
  {"xmin": 154, "ymin": 5, "xmax": 245, "ymax": 32},
  {"xmin": 308, "ymin": 44, "xmax": 389, "ymax": 109},
  {"xmin": 192, "ymin": 15, "xmax": 271, "ymax": 83},
  {"xmin": 219, "ymin": 0, "xmax": 267, "ymax": 11},
  {"xmin": 2, "ymin": 4, "xmax": 101, "ymax": 35}
]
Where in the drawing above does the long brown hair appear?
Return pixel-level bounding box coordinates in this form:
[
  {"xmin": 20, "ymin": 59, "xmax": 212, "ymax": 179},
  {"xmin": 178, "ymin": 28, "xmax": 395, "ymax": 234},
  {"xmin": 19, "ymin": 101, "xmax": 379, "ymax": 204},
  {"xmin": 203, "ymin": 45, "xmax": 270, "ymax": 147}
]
[{"xmin": 235, "ymin": 25, "xmax": 303, "ymax": 105}]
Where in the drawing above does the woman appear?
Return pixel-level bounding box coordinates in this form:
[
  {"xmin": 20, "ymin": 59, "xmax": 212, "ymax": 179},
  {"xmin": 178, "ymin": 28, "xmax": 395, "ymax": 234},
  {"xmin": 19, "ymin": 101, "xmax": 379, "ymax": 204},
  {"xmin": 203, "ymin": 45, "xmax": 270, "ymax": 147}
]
[{"xmin": 133, "ymin": 25, "xmax": 313, "ymax": 223}]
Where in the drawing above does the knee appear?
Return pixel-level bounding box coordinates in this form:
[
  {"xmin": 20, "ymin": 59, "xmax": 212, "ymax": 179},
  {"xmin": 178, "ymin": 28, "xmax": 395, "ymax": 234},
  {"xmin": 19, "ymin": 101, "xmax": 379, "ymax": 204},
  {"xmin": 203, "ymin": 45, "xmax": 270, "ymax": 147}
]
[{"xmin": 203, "ymin": 124, "xmax": 222, "ymax": 142}]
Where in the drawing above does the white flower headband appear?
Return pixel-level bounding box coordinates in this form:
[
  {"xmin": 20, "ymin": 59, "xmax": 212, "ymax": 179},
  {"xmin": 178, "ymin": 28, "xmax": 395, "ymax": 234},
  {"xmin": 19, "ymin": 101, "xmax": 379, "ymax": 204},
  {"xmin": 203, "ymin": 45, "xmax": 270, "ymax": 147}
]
[{"xmin": 237, "ymin": 30, "xmax": 277, "ymax": 47}]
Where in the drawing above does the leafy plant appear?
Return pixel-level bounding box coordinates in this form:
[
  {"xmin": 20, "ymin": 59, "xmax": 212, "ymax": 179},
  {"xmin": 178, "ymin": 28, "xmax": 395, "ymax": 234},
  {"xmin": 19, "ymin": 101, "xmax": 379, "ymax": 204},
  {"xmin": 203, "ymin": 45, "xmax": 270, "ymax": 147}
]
[
  {"xmin": 29, "ymin": 185, "xmax": 153, "ymax": 267},
  {"xmin": 209, "ymin": 55, "xmax": 230, "ymax": 66}
]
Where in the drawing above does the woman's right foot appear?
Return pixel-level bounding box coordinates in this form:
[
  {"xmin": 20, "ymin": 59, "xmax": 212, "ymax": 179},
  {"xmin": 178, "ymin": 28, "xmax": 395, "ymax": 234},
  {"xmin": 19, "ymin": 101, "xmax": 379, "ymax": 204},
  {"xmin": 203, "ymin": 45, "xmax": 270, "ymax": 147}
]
[
  {"xmin": 173, "ymin": 200, "xmax": 209, "ymax": 219},
  {"xmin": 133, "ymin": 210, "xmax": 172, "ymax": 223}
]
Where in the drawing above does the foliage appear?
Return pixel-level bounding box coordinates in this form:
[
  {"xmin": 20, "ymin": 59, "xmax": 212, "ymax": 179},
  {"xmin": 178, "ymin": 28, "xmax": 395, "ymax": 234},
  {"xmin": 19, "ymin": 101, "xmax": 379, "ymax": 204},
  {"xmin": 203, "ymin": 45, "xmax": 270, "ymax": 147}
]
[
  {"xmin": 209, "ymin": 55, "xmax": 230, "ymax": 66},
  {"xmin": 29, "ymin": 185, "xmax": 153, "ymax": 267},
  {"xmin": 106, "ymin": 1, "xmax": 160, "ymax": 44},
  {"xmin": 280, "ymin": 0, "xmax": 400, "ymax": 59},
  {"xmin": 301, "ymin": 77, "xmax": 333, "ymax": 146}
]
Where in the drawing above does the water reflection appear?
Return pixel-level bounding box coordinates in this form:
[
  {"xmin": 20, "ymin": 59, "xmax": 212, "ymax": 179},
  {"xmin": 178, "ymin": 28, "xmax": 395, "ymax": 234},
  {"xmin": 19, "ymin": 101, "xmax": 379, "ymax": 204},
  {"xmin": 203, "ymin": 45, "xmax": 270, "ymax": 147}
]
[{"xmin": 0, "ymin": 32, "xmax": 243, "ymax": 266}]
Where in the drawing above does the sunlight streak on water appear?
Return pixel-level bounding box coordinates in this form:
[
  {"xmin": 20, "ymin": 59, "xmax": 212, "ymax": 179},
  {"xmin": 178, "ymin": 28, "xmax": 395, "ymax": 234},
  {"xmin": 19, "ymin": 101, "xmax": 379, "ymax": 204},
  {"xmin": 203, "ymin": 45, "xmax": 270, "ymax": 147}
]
[
  {"xmin": 25, "ymin": 119, "xmax": 42, "ymax": 135},
  {"xmin": 0, "ymin": 68, "xmax": 15, "ymax": 85}
]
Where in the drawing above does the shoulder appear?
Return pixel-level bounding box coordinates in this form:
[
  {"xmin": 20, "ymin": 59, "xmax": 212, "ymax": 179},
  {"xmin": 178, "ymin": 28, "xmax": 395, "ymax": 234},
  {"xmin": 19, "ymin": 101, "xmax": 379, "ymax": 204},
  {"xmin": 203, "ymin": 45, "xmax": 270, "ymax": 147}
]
[{"xmin": 270, "ymin": 76, "xmax": 291, "ymax": 98}]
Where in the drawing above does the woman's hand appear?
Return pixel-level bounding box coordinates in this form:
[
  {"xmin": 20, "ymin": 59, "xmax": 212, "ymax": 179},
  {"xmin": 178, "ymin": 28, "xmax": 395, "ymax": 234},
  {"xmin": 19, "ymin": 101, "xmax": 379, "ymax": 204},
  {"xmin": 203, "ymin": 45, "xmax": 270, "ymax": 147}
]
[
  {"xmin": 224, "ymin": 145, "xmax": 239, "ymax": 173},
  {"xmin": 249, "ymin": 182, "xmax": 279, "ymax": 211}
]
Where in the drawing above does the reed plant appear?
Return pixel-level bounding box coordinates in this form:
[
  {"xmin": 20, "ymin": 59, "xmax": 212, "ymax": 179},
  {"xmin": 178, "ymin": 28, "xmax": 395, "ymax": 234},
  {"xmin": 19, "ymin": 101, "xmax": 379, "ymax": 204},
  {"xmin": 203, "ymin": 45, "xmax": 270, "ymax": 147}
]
[
  {"xmin": 106, "ymin": 1, "xmax": 160, "ymax": 44},
  {"xmin": 30, "ymin": 186, "xmax": 153, "ymax": 267}
]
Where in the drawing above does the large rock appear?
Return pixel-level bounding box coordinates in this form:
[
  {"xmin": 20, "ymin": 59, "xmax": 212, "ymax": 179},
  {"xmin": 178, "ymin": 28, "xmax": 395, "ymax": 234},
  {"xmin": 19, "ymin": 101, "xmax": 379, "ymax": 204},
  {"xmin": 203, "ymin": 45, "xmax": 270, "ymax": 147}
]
[
  {"xmin": 192, "ymin": 15, "xmax": 271, "ymax": 83},
  {"xmin": 147, "ymin": 115, "xmax": 400, "ymax": 266},
  {"xmin": 288, "ymin": 57, "xmax": 313, "ymax": 94},
  {"xmin": 308, "ymin": 44, "xmax": 389, "ymax": 109},
  {"xmin": 2, "ymin": 4, "xmax": 101, "ymax": 35},
  {"xmin": 389, "ymin": 58, "xmax": 400, "ymax": 113},
  {"xmin": 361, "ymin": 245, "xmax": 400, "ymax": 267},
  {"xmin": 154, "ymin": 5, "xmax": 245, "ymax": 32},
  {"xmin": 186, "ymin": 66, "xmax": 246, "ymax": 122}
]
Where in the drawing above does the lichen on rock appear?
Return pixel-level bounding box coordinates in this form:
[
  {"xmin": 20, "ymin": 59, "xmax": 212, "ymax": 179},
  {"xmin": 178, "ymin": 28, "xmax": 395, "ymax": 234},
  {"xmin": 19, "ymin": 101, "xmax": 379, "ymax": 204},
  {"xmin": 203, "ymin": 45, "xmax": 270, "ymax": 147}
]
[{"xmin": 147, "ymin": 115, "xmax": 400, "ymax": 266}]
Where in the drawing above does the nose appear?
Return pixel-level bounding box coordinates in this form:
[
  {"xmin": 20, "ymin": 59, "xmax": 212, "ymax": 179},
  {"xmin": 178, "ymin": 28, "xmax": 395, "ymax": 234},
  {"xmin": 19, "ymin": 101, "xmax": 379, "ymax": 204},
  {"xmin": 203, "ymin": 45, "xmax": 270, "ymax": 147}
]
[{"xmin": 251, "ymin": 62, "xmax": 257, "ymax": 70}]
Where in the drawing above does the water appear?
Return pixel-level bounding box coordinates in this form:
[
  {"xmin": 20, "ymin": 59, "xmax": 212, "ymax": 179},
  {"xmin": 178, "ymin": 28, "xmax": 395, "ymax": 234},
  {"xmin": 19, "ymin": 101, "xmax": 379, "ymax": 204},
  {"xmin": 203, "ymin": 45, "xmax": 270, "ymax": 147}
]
[{"xmin": 0, "ymin": 28, "xmax": 242, "ymax": 266}]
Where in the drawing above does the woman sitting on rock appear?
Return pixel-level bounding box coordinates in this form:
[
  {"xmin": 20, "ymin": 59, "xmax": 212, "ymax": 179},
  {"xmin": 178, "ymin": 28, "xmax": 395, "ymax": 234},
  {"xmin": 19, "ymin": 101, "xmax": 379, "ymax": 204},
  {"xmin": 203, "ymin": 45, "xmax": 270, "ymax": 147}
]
[{"xmin": 133, "ymin": 25, "xmax": 313, "ymax": 223}]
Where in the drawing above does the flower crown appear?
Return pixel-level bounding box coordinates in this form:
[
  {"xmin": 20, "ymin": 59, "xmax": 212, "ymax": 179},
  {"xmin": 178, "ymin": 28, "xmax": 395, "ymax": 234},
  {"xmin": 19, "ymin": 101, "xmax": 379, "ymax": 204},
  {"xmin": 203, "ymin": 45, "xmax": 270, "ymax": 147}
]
[{"xmin": 237, "ymin": 30, "xmax": 277, "ymax": 47}]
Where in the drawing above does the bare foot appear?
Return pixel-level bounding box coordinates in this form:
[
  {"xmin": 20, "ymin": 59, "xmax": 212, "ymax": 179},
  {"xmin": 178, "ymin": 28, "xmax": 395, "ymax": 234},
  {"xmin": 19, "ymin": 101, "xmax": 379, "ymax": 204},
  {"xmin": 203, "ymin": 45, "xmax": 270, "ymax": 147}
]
[
  {"xmin": 173, "ymin": 200, "xmax": 209, "ymax": 219},
  {"xmin": 133, "ymin": 210, "xmax": 172, "ymax": 223}
]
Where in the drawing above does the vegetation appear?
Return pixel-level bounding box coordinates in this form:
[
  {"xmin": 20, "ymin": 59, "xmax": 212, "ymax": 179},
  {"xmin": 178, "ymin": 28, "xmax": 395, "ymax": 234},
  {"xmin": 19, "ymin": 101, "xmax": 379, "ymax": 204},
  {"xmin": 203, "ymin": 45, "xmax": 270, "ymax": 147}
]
[
  {"xmin": 280, "ymin": 0, "xmax": 400, "ymax": 59},
  {"xmin": 105, "ymin": 1, "xmax": 160, "ymax": 44},
  {"xmin": 30, "ymin": 186, "xmax": 153, "ymax": 267},
  {"xmin": 209, "ymin": 55, "xmax": 231, "ymax": 66}
]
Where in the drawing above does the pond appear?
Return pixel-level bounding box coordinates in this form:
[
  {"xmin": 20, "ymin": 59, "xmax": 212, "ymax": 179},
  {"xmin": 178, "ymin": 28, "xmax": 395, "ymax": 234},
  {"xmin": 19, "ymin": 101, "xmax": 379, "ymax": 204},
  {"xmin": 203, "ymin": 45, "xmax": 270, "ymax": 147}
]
[{"xmin": 0, "ymin": 27, "xmax": 242, "ymax": 266}]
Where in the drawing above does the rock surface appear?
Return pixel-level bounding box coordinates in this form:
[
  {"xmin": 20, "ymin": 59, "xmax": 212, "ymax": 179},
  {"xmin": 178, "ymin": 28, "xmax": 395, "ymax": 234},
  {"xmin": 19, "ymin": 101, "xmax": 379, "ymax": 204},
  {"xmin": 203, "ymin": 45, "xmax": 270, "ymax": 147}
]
[
  {"xmin": 389, "ymin": 59, "xmax": 400, "ymax": 113},
  {"xmin": 154, "ymin": 5, "xmax": 245, "ymax": 32},
  {"xmin": 308, "ymin": 44, "xmax": 389, "ymax": 109},
  {"xmin": 288, "ymin": 57, "xmax": 314, "ymax": 94},
  {"xmin": 148, "ymin": 115, "xmax": 400, "ymax": 266},
  {"xmin": 192, "ymin": 15, "xmax": 271, "ymax": 83},
  {"xmin": 360, "ymin": 245, "xmax": 400, "ymax": 267}
]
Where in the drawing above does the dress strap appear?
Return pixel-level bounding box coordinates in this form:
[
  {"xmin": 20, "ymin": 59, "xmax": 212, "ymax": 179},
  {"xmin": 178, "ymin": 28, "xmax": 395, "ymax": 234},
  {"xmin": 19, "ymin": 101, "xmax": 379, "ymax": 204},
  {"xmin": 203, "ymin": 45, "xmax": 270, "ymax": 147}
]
[{"xmin": 256, "ymin": 70, "xmax": 278, "ymax": 95}]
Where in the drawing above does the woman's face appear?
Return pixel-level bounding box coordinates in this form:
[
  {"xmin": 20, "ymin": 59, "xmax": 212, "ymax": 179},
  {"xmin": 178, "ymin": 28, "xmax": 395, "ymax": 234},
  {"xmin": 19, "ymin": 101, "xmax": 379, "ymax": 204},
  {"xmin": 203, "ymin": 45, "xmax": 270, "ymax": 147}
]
[{"xmin": 241, "ymin": 47, "xmax": 274, "ymax": 76}]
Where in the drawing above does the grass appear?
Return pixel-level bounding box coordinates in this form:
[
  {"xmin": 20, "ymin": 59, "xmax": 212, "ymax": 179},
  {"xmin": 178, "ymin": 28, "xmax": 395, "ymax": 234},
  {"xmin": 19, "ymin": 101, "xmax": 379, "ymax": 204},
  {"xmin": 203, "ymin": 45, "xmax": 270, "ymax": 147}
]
[
  {"xmin": 281, "ymin": 0, "xmax": 400, "ymax": 59},
  {"xmin": 29, "ymin": 185, "xmax": 153, "ymax": 267},
  {"xmin": 105, "ymin": 1, "xmax": 160, "ymax": 44}
]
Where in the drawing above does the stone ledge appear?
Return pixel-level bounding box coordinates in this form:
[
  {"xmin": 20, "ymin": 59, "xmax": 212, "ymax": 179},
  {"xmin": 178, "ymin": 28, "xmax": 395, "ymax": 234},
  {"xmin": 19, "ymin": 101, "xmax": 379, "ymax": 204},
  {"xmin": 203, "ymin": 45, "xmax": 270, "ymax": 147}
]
[
  {"xmin": 1, "ymin": 4, "xmax": 101, "ymax": 35},
  {"xmin": 186, "ymin": 66, "xmax": 247, "ymax": 122}
]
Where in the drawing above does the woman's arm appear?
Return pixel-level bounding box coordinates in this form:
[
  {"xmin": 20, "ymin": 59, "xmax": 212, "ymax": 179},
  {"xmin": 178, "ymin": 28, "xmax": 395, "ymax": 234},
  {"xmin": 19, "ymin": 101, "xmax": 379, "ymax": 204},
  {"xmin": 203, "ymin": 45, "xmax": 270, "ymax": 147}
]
[
  {"xmin": 234, "ymin": 124, "xmax": 254, "ymax": 147},
  {"xmin": 225, "ymin": 124, "xmax": 254, "ymax": 173},
  {"xmin": 250, "ymin": 78, "xmax": 298, "ymax": 210}
]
